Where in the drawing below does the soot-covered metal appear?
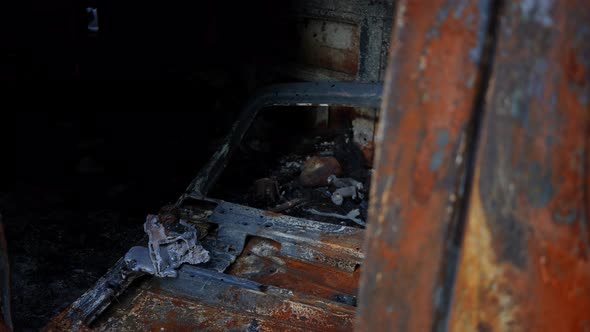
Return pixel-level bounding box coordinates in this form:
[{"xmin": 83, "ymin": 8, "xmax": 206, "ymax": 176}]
[
  {"xmin": 11, "ymin": 0, "xmax": 588, "ymax": 331},
  {"xmin": 45, "ymin": 82, "xmax": 382, "ymax": 331}
]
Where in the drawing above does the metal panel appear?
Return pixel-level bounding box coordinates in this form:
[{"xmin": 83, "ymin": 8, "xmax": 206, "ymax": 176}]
[
  {"xmin": 295, "ymin": 18, "xmax": 360, "ymax": 76},
  {"xmin": 46, "ymin": 200, "xmax": 364, "ymax": 331},
  {"xmin": 280, "ymin": 0, "xmax": 394, "ymax": 82},
  {"xmin": 449, "ymin": 1, "xmax": 590, "ymax": 331},
  {"xmin": 227, "ymin": 237, "xmax": 360, "ymax": 303},
  {"xmin": 356, "ymin": 0, "xmax": 493, "ymax": 330}
]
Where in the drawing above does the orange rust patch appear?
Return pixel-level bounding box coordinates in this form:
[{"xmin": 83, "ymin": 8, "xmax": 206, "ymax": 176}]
[
  {"xmin": 228, "ymin": 237, "xmax": 360, "ymax": 301},
  {"xmin": 360, "ymin": 141, "xmax": 375, "ymax": 167},
  {"xmin": 263, "ymin": 210, "xmax": 282, "ymax": 218},
  {"xmin": 357, "ymin": 0, "xmax": 489, "ymax": 330},
  {"xmin": 450, "ymin": 1, "xmax": 590, "ymax": 330}
]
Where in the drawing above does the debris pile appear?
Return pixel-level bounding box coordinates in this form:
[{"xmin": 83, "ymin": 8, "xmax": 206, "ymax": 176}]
[{"xmin": 214, "ymin": 132, "xmax": 371, "ymax": 228}]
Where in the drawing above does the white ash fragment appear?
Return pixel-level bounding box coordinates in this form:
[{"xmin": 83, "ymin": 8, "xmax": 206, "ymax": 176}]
[
  {"xmin": 327, "ymin": 175, "xmax": 364, "ymax": 190},
  {"xmin": 125, "ymin": 214, "xmax": 209, "ymax": 278},
  {"xmin": 284, "ymin": 161, "xmax": 303, "ymax": 170},
  {"xmin": 327, "ymin": 175, "xmax": 364, "ymax": 205},
  {"xmin": 331, "ymin": 186, "xmax": 363, "ymax": 205}
]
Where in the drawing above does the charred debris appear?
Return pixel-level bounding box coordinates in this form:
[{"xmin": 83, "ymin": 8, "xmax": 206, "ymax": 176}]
[
  {"xmin": 47, "ymin": 82, "xmax": 383, "ymax": 330},
  {"xmin": 130, "ymin": 105, "xmax": 375, "ymax": 279},
  {"xmin": 36, "ymin": 0, "xmax": 394, "ymax": 328}
]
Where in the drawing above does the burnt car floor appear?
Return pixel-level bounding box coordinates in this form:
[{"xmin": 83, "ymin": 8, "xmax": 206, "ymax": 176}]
[{"xmin": 45, "ymin": 83, "xmax": 382, "ymax": 331}]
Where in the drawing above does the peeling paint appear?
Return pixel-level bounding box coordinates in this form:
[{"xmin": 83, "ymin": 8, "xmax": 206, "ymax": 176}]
[
  {"xmin": 469, "ymin": 0, "xmax": 492, "ymax": 64},
  {"xmin": 525, "ymin": 162, "xmax": 554, "ymax": 208},
  {"xmin": 357, "ymin": 0, "xmax": 491, "ymax": 329},
  {"xmin": 454, "ymin": 0, "xmax": 469, "ymax": 19},
  {"xmin": 520, "ymin": 0, "xmax": 554, "ymax": 27},
  {"xmin": 553, "ymin": 209, "xmax": 578, "ymax": 224},
  {"xmin": 430, "ymin": 150, "xmax": 446, "ymax": 171}
]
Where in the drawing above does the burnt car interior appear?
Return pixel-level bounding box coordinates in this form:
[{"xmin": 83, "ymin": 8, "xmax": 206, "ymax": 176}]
[
  {"xmin": 3, "ymin": 0, "xmax": 391, "ymax": 330},
  {"xmin": 3, "ymin": 0, "xmax": 590, "ymax": 331}
]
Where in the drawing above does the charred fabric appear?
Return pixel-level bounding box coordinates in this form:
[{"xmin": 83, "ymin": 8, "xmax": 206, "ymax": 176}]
[{"xmin": 48, "ymin": 82, "xmax": 382, "ymax": 330}]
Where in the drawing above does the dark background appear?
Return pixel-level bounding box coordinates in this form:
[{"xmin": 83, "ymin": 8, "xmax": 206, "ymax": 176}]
[
  {"xmin": 0, "ymin": 111, "xmax": 236, "ymax": 330},
  {"xmin": 0, "ymin": 0, "xmax": 299, "ymax": 329},
  {"xmin": 1, "ymin": 0, "xmax": 295, "ymax": 80}
]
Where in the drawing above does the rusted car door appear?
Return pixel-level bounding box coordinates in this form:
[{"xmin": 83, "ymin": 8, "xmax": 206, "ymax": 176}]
[{"xmin": 358, "ymin": 0, "xmax": 590, "ymax": 331}]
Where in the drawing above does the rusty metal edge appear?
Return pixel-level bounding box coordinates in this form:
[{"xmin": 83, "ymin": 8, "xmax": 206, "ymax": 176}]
[{"xmin": 356, "ymin": 0, "xmax": 495, "ymax": 331}]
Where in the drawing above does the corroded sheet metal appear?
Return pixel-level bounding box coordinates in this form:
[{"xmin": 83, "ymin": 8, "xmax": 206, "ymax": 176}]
[
  {"xmin": 48, "ymin": 234, "xmax": 358, "ymax": 331},
  {"xmin": 47, "ymin": 200, "xmax": 363, "ymax": 331},
  {"xmin": 356, "ymin": 0, "xmax": 492, "ymax": 330},
  {"xmin": 157, "ymin": 266, "xmax": 355, "ymax": 331},
  {"xmin": 228, "ymin": 237, "xmax": 360, "ymax": 303},
  {"xmin": 199, "ymin": 200, "xmax": 365, "ymax": 272},
  {"xmin": 279, "ymin": 0, "xmax": 393, "ymax": 82},
  {"xmin": 83, "ymin": 283, "xmax": 323, "ymax": 332},
  {"xmin": 449, "ymin": 1, "xmax": 590, "ymax": 331}
]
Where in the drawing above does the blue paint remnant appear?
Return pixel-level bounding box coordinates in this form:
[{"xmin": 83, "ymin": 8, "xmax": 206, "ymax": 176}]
[
  {"xmin": 510, "ymin": 89, "xmax": 532, "ymax": 131},
  {"xmin": 246, "ymin": 319, "xmax": 260, "ymax": 332},
  {"xmin": 520, "ymin": 0, "xmax": 554, "ymax": 27},
  {"xmin": 528, "ymin": 59, "xmax": 548, "ymax": 98},
  {"xmin": 510, "ymin": 90, "xmax": 526, "ymax": 119},
  {"xmin": 535, "ymin": 59, "xmax": 548, "ymax": 72},
  {"xmin": 434, "ymin": 286, "xmax": 444, "ymax": 309},
  {"xmin": 465, "ymin": 13, "xmax": 475, "ymax": 28},
  {"xmin": 426, "ymin": 28, "xmax": 440, "ymax": 41},
  {"xmin": 553, "ymin": 209, "xmax": 578, "ymax": 224},
  {"xmin": 525, "ymin": 162, "xmax": 555, "ymax": 207},
  {"xmin": 469, "ymin": 0, "xmax": 492, "ymax": 64},
  {"xmin": 454, "ymin": 0, "xmax": 469, "ymax": 19},
  {"xmin": 436, "ymin": 129, "xmax": 450, "ymax": 147},
  {"xmin": 579, "ymin": 93, "xmax": 590, "ymax": 107},
  {"xmin": 545, "ymin": 135, "xmax": 554, "ymax": 147},
  {"xmin": 436, "ymin": 5, "xmax": 450, "ymax": 25},
  {"xmin": 469, "ymin": 48, "xmax": 482, "ymax": 64},
  {"xmin": 520, "ymin": 0, "xmax": 535, "ymax": 17},
  {"xmin": 431, "ymin": 130, "xmax": 450, "ymax": 171},
  {"xmin": 430, "ymin": 150, "xmax": 446, "ymax": 171}
]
